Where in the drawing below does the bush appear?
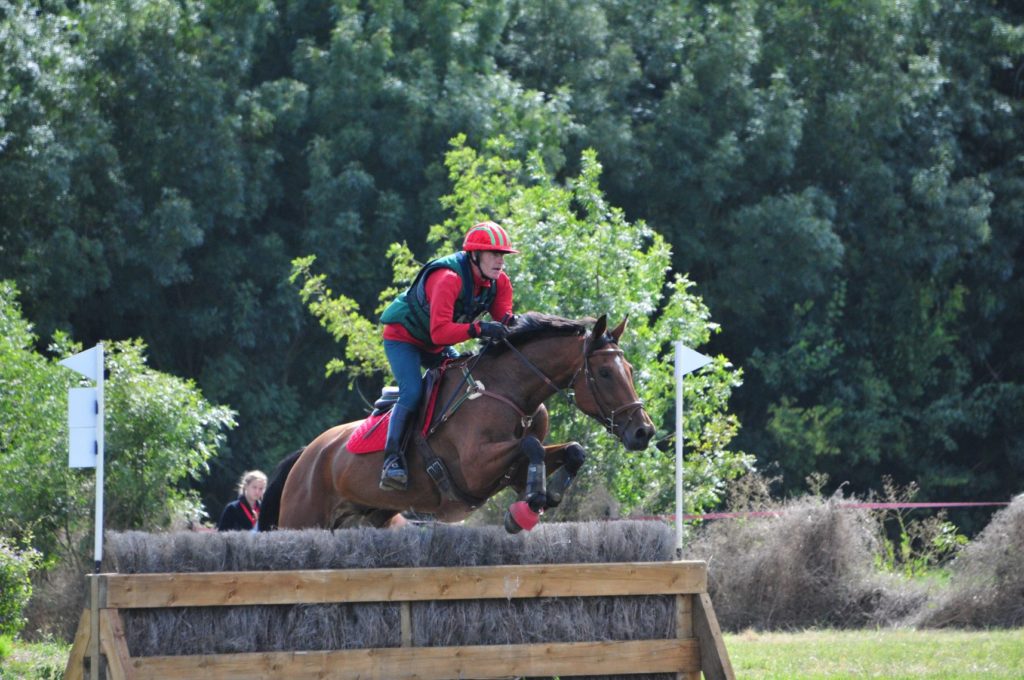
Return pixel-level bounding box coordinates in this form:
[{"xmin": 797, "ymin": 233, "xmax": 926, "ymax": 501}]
[
  {"xmin": 868, "ymin": 476, "xmax": 968, "ymax": 577},
  {"xmin": 681, "ymin": 479, "xmax": 927, "ymax": 631},
  {"xmin": 915, "ymin": 495, "xmax": 1024, "ymax": 628},
  {"xmin": 0, "ymin": 536, "xmax": 42, "ymax": 638},
  {"xmin": 22, "ymin": 559, "xmax": 87, "ymax": 642}
]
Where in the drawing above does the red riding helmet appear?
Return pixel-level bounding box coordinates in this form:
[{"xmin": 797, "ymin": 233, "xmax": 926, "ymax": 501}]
[{"xmin": 462, "ymin": 221, "xmax": 519, "ymax": 253}]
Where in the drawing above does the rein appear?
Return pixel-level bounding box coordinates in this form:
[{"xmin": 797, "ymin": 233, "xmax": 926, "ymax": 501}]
[
  {"xmin": 488, "ymin": 334, "xmax": 644, "ymax": 439},
  {"xmin": 428, "ymin": 338, "xmax": 575, "ymax": 436}
]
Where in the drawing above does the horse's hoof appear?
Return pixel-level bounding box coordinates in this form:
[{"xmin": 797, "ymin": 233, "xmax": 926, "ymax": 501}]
[
  {"xmin": 506, "ymin": 501, "xmax": 541, "ymax": 533},
  {"xmin": 503, "ymin": 509, "xmax": 523, "ymax": 534}
]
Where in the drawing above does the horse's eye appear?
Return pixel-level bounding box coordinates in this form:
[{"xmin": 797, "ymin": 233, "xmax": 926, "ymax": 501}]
[{"xmin": 599, "ymin": 367, "xmax": 612, "ymax": 379}]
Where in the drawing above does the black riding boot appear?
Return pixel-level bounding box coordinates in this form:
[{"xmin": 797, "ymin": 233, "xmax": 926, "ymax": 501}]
[{"xmin": 379, "ymin": 404, "xmax": 413, "ymax": 491}]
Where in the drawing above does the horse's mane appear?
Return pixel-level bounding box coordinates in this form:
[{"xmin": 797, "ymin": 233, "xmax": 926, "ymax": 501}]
[{"xmin": 480, "ymin": 312, "xmax": 589, "ymax": 356}]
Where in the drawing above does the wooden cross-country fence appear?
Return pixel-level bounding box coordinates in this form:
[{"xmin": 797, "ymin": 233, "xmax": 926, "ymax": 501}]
[{"xmin": 65, "ymin": 560, "xmax": 734, "ymax": 680}]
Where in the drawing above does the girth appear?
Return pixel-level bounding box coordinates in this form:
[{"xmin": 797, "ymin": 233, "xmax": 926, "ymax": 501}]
[{"xmin": 416, "ymin": 432, "xmax": 493, "ymax": 509}]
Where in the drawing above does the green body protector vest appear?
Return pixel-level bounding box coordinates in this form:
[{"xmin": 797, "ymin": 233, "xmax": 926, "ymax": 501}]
[{"xmin": 380, "ymin": 251, "xmax": 497, "ymax": 345}]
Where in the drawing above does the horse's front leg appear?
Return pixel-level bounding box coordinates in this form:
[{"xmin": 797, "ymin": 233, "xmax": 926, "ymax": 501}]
[
  {"xmin": 504, "ymin": 435, "xmax": 548, "ymax": 534},
  {"xmin": 542, "ymin": 441, "xmax": 586, "ymax": 510},
  {"xmin": 505, "ymin": 440, "xmax": 588, "ymax": 535}
]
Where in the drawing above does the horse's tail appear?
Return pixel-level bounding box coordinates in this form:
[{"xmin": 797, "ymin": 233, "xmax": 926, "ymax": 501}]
[{"xmin": 258, "ymin": 448, "xmax": 304, "ymax": 532}]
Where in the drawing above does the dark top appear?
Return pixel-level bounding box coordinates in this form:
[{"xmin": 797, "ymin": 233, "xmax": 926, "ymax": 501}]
[{"xmin": 216, "ymin": 495, "xmax": 259, "ymax": 531}]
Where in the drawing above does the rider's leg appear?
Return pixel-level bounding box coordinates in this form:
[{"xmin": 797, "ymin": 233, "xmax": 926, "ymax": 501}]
[
  {"xmin": 380, "ymin": 403, "xmax": 414, "ymax": 490},
  {"xmin": 380, "ymin": 340, "xmax": 426, "ymax": 491}
]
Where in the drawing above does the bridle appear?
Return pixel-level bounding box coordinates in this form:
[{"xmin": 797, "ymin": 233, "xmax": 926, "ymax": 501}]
[
  {"xmin": 579, "ymin": 345, "xmax": 646, "ymax": 438},
  {"xmin": 483, "ymin": 333, "xmax": 645, "ymax": 439}
]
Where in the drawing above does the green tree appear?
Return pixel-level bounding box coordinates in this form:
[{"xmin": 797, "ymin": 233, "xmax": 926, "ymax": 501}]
[
  {"xmin": 545, "ymin": 0, "xmax": 1024, "ymax": 510},
  {"xmin": 293, "ymin": 136, "xmax": 751, "ymax": 515}
]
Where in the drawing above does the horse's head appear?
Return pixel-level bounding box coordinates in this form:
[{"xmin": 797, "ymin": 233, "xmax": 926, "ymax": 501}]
[{"xmin": 572, "ymin": 315, "xmax": 656, "ymax": 451}]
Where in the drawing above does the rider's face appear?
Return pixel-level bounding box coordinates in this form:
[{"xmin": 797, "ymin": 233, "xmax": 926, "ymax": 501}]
[{"xmin": 476, "ymin": 251, "xmax": 506, "ymax": 280}]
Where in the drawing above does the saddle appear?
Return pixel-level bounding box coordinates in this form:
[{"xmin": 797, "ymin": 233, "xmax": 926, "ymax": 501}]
[{"xmin": 345, "ymin": 367, "xmax": 444, "ymax": 454}]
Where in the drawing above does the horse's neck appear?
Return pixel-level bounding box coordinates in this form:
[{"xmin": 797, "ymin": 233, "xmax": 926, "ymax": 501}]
[{"xmin": 483, "ymin": 335, "xmax": 584, "ymax": 408}]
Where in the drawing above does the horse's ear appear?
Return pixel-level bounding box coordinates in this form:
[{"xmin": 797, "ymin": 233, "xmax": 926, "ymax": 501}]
[
  {"xmin": 610, "ymin": 315, "xmax": 628, "ymax": 343},
  {"xmin": 590, "ymin": 315, "xmax": 608, "ymax": 347}
]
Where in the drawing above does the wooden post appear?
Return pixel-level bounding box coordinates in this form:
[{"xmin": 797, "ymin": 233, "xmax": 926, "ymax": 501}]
[
  {"xmin": 99, "ymin": 609, "xmax": 133, "ymax": 680},
  {"xmin": 90, "ymin": 575, "xmax": 100, "ymax": 680},
  {"xmin": 64, "ymin": 609, "xmax": 91, "ymax": 680},
  {"xmin": 693, "ymin": 592, "xmax": 735, "ymax": 680},
  {"xmin": 400, "ymin": 601, "xmax": 412, "ymax": 647}
]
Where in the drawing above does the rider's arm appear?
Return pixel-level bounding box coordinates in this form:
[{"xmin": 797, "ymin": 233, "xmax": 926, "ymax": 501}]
[{"xmin": 425, "ymin": 269, "xmax": 476, "ymax": 346}]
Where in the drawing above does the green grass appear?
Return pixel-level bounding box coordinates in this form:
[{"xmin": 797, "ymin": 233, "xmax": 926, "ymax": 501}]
[
  {"xmin": 2, "ymin": 629, "xmax": 1023, "ymax": 679},
  {"xmin": 726, "ymin": 628, "xmax": 1024, "ymax": 679},
  {"xmin": 0, "ymin": 637, "xmax": 67, "ymax": 680}
]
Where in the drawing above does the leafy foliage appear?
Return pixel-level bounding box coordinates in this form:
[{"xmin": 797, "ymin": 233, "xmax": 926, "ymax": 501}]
[
  {"xmin": 0, "ymin": 281, "xmax": 235, "ymax": 569},
  {"xmin": 0, "ymin": 536, "xmax": 42, "ymax": 638}
]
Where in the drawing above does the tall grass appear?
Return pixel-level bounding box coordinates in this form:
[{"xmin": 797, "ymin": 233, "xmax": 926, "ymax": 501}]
[{"xmin": 0, "ymin": 637, "xmax": 66, "ymax": 679}]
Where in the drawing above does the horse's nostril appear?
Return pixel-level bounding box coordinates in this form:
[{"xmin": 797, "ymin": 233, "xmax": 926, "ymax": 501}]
[{"xmin": 624, "ymin": 425, "xmax": 655, "ymax": 451}]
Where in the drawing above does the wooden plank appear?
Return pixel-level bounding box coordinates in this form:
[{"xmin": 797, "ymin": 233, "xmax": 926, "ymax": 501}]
[
  {"xmin": 63, "ymin": 609, "xmax": 91, "ymax": 680},
  {"xmin": 105, "ymin": 561, "xmax": 707, "ymax": 608},
  {"xmin": 400, "ymin": 601, "xmax": 412, "ymax": 647},
  {"xmin": 675, "ymin": 594, "xmax": 700, "ymax": 680},
  {"xmin": 100, "ymin": 609, "xmax": 134, "ymax": 680},
  {"xmin": 129, "ymin": 639, "xmax": 700, "ymax": 680},
  {"xmin": 693, "ymin": 592, "xmax": 735, "ymax": 680}
]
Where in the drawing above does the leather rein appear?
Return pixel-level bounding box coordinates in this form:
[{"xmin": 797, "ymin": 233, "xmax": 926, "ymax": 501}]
[{"xmin": 482, "ymin": 334, "xmax": 645, "ymax": 439}]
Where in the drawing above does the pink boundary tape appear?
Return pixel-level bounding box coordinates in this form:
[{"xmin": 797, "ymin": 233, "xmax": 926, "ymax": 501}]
[{"xmin": 635, "ymin": 501, "xmax": 1011, "ymax": 522}]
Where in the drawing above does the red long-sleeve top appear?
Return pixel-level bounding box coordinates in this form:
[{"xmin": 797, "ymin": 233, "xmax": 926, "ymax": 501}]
[{"xmin": 383, "ymin": 265, "xmax": 513, "ymax": 353}]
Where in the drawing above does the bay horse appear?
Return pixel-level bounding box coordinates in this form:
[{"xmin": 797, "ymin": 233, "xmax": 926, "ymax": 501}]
[{"xmin": 259, "ymin": 312, "xmax": 655, "ymax": 533}]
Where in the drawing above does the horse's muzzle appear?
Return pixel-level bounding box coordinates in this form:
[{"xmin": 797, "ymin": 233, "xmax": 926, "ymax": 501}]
[{"xmin": 621, "ymin": 422, "xmax": 655, "ymax": 451}]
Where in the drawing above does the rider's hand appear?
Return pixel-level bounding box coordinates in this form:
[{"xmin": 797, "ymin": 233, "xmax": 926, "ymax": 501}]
[{"xmin": 477, "ymin": 321, "xmax": 509, "ymax": 340}]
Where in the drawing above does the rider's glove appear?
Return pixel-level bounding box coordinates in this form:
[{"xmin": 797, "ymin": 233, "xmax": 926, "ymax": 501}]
[{"xmin": 476, "ymin": 321, "xmax": 509, "ymax": 340}]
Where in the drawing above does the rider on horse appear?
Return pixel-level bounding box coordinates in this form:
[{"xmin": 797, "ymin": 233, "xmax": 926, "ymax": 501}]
[{"xmin": 377, "ymin": 221, "xmax": 518, "ymax": 490}]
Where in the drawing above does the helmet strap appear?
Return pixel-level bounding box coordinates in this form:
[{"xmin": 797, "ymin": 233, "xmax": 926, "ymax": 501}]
[{"xmin": 469, "ymin": 252, "xmax": 496, "ymax": 282}]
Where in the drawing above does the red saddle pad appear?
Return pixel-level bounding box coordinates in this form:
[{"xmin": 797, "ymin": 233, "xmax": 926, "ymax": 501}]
[{"xmin": 345, "ymin": 372, "xmax": 445, "ymax": 454}]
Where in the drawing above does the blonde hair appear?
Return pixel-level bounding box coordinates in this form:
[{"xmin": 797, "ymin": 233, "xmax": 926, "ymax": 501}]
[{"xmin": 236, "ymin": 470, "xmax": 268, "ymax": 495}]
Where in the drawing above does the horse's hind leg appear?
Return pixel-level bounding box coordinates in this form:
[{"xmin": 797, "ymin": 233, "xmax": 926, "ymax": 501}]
[{"xmin": 331, "ymin": 503, "xmax": 401, "ymax": 529}]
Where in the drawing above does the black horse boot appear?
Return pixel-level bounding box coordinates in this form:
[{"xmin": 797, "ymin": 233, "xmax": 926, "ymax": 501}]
[{"xmin": 379, "ymin": 404, "xmax": 413, "ymax": 491}]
